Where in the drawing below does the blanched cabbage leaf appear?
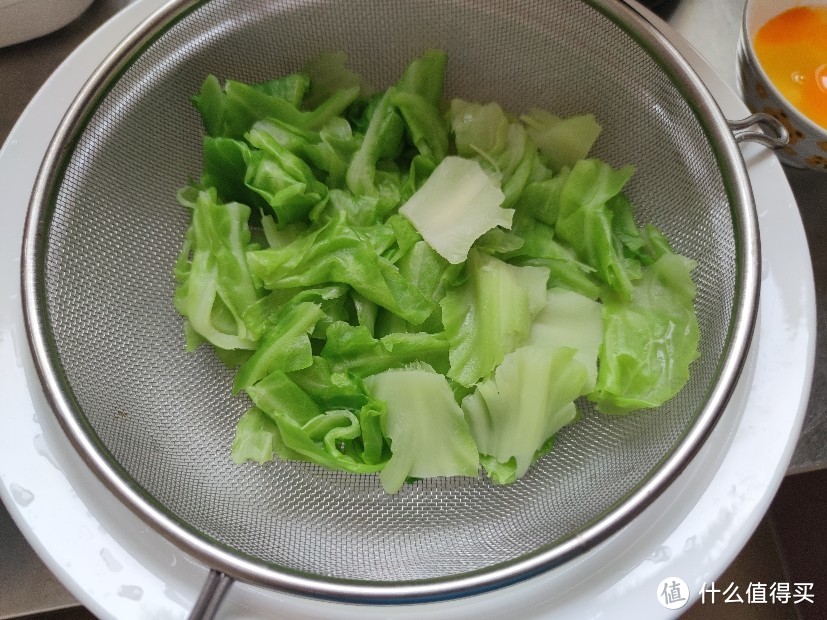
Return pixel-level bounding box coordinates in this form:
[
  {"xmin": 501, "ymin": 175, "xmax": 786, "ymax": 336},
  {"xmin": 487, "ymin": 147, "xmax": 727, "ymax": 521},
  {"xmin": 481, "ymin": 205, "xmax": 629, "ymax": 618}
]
[
  {"xmin": 555, "ymin": 158, "xmax": 638, "ymax": 299},
  {"xmin": 521, "ymin": 109, "xmax": 602, "ymax": 172},
  {"xmin": 462, "ymin": 345, "xmax": 587, "ymax": 483},
  {"xmin": 589, "ymin": 252, "xmax": 700, "ymax": 413},
  {"xmin": 364, "ymin": 364, "xmax": 479, "ymax": 493},
  {"xmin": 245, "ymin": 370, "xmax": 388, "ymax": 473},
  {"xmin": 399, "ymin": 156, "xmax": 513, "ymax": 264},
  {"xmin": 527, "ymin": 288, "xmax": 603, "ymax": 392},
  {"xmin": 448, "ymin": 99, "xmax": 536, "ymax": 209},
  {"xmin": 441, "ymin": 249, "xmax": 549, "ymax": 387},
  {"xmin": 246, "ymin": 211, "xmax": 434, "ymax": 325},
  {"xmin": 174, "ymin": 187, "xmax": 261, "ymax": 352}
]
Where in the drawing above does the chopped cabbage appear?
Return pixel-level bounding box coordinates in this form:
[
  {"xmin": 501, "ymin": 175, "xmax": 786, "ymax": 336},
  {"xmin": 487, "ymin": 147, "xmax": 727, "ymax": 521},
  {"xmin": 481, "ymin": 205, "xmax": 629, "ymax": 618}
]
[{"xmin": 174, "ymin": 49, "xmax": 701, "ymax": 493}]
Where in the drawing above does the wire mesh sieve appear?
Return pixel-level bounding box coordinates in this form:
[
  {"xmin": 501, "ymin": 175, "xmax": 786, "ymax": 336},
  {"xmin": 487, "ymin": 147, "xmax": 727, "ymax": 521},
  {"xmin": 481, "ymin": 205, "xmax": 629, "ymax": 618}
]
[{"xmin": 21, "ymin": 0, "xmax": 760, "ymax": 611}]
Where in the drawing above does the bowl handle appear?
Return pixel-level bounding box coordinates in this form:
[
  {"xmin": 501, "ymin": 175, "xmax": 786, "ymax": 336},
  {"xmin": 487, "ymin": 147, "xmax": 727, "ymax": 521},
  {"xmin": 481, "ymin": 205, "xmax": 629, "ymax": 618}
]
[{"xmin": 728, "ymin": 113, "xmax": 789, "ymax": 149}]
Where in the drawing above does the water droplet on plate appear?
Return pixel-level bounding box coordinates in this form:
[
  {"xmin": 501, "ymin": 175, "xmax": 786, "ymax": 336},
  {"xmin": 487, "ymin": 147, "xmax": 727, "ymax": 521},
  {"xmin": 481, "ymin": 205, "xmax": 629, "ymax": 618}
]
[
  {"xmin": 33, "ymin": 434, "xmax": 62, "ymax": 471},
  {"xmin": 647, "ymin": 544, "xmax": 672, "ymax": 563},
  {"xmin": 10, "ymin": 483, "xmax": 34, "ymax": 506},
  {"xmin": 117, "ymin": 584, "xmax": 144, "ymax": 600},
  {"xmin": 101, "ymin": 548, "xmax": 124, "ymax": 572}
]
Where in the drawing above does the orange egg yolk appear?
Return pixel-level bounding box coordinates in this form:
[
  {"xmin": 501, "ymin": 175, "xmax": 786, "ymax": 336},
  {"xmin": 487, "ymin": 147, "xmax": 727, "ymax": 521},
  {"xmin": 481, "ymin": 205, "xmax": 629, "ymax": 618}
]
[{"xmin": 753, "ymin": 6, "xmax": 827, "ymax": 130}]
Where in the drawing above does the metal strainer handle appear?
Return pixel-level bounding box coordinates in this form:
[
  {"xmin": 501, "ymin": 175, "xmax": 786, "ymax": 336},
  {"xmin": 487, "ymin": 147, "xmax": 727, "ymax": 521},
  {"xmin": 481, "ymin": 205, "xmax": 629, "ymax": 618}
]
[
  {"xmin": 728, "ymin": 112, "xmax": 790, "ymax": 149},
  {"xmin": 188, "ymin": 570, "xmax": 234, "ymax": 620}
]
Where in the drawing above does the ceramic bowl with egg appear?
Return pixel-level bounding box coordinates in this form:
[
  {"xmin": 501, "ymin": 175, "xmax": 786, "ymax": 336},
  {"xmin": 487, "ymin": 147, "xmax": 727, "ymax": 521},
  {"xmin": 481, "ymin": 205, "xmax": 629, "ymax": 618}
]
[{"xmin": 737, "ymin": 0, "xmax": 827, "ymax": 172}]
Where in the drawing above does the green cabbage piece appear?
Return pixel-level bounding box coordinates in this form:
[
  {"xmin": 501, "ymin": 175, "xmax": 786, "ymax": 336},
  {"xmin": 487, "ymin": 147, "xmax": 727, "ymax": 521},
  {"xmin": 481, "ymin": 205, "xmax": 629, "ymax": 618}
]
[
  {"xmin": 173, "ymin": 187, "xmax": 261, "ymax": 352},
  {"xmin": 399, "ymin": 156, "xmax": 513, "ymax": 264},
  {"xmin": 448, "ymin": 99, "xmax": 536, "ymax": 209},
  {"xmin": 200, "ymin": 137, "xmax": 267, "ymax": 213},
  {"xmin": 462, "ymin": 345, "xmax": 588, "ymax": 483},
  {"xmin": 232, "ymin": 301, "xmax": 324, "ymax": 393},
  {"xmin": 244, "ymin": 370, "xmax": 388, "ymax": 473},
  {"xmin": 391, "ymin": 48, "xmax": 449, "ymax": 161},
  {"xmin": 521, "ymin": 109, "xmax": 602, "ymax": 172},
  {"xmin": 527, "ymin": 288, "xmax": 603, "ymax": 392},
  {"xmin": 231, "ymin": 407, "xmax": 282, "ymax": 464},
  {"xmin": 345, "ymin": 87, "xmax": 405, "ymax": 197},
  {"xmin": 374, "ymin": 240, "xmax": 463, "ymax": 335},
  {"xmin": 245, "ymin": 211, "xmax": 434, "ymax": 325},
  {"xmin": 590, "ymin": 252, "xmax": 700, "ymax": 413},
  {"xmin": 555, "ymin": 158, "xmax": 638, "ymax": 299},
  {"xmin": 321, "ymin": 321, "xmax": 449, "ymax": 377},
  {"xmin": 244, "ymin": 126, "xmax": 330, "ymax": 225},
  {"xmin": 241, "ymin": 284, "xmax": 349, "ymax": 341},
  {"xmin": 346, "ymin": 49, "xmax": 448, "ymax": 198},
  {"xmin": 441, "ymin": 249, "xmax": 549, "ymax": 387},
  {"xmin": 192, "ymin": 73, "xmax": 359, "ymax": 139},
  {"xmin": 364, "ymin": 364, "xmax": 479, "ymax": 493},
  {"xmin": 301, "ymin": 51, "xmax": 372, "ymax": 110}
]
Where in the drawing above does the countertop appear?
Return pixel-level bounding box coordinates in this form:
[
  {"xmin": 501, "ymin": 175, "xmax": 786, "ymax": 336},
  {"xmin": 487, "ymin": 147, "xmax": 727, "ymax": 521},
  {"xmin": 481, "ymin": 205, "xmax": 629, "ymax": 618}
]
[{"xmin": 0, "ymin": 0, "xmax": 824, "ymax": 617}]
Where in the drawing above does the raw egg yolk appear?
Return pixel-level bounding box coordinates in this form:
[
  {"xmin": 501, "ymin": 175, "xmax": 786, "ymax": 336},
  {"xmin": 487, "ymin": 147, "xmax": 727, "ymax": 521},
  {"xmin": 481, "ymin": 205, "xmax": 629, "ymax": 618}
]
[{"xmin": 753, "ymin": 6, "xmax": 827, "ymax": 130}]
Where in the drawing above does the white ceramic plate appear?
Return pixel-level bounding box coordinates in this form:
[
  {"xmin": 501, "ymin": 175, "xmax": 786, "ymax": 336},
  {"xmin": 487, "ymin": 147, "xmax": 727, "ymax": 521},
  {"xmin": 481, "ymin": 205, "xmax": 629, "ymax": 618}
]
[{"xmin": 0, "ymin": 1, "xmax": 815, "ymax": 618}]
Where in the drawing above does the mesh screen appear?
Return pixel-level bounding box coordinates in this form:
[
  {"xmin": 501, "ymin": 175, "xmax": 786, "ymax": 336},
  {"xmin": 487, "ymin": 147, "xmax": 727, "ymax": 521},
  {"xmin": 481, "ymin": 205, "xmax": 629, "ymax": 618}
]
[{"xmin": 41, "ymin": 0, "xmax": 740, "ymax": 590}]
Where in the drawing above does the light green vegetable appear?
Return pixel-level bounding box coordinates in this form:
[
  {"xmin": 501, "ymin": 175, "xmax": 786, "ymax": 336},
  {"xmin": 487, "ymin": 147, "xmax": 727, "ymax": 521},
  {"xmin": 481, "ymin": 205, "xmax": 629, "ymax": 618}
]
[
  {"xmin": 244, "ymin": 126, "xmax": 330, "ymax": 225},
  {"xmin": 448, "ymin": 99, "xmax": 536, "ymax": 208},
  {"xmin": 521, "ymin": 109, "xmax": 602, "ymax": 172},
  {"xmin": 175, "ymin": 50, "xmax": 701, "ymax": 493},
  {"xmin": 345, "ymin": 87, "xmax": 405, "ymax": 196},
  {"xmin": 555, "ymin": 158, "xmax": 638, "ymax": 300},
  {"xmin": 441, "ymin": 249, "xmax": 549, "ymax": 387},
  {"xmin": 231, "ymin": 407, "xmax": 281, "ymax": 464},
  {"xmin": 301, "ymin": 51, "xmax": 371, "ymax": 110},
  {"xmin": 399, "ymin": 156, "xmax": 513, "ymax": 264},
  {"xmin": 462, "ymin": 345, "xmax": 587, "ymax": 483},
  {"xmin": 449, "ymin": 99, "xmax": 510, "ymax": 162},
  {"xmin": 174, "ymin": 187, "xmax": 261, "ymax": 352},
  {"xmin": 321, "ymin": 321, "xmax": 450, "ymax": 377},
  {"xmin": 590, "ymin": 252, "xmax": 700, "ymax": 413},
  {"xmin": 232, "ymin": 301, "xmax": 324, "ymax": 393},
  {"xmin": 245, "ymin": 370, "xmax": 388, "ymax": 473},
  {"xmin": 193, "ymin": 73, "xmax": 359, "ymax": 139},
  {"xmin": 364, "ymin": 364, "xmax": 479, "ymax": 493},
  {"xmin": 527, "ymin": 288, "xmax": 603, "ymax": 392},
  {"xmin": 245, "ymin": 211, "xmax": 434, "ymax": 325}
]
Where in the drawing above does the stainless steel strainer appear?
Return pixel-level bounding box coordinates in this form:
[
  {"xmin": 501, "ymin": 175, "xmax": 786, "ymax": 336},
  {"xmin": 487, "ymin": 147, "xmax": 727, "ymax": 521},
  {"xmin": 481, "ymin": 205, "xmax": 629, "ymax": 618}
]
[{"xmin": 21, "ymin": 0, "xmax": 780, "ymax": 616}]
